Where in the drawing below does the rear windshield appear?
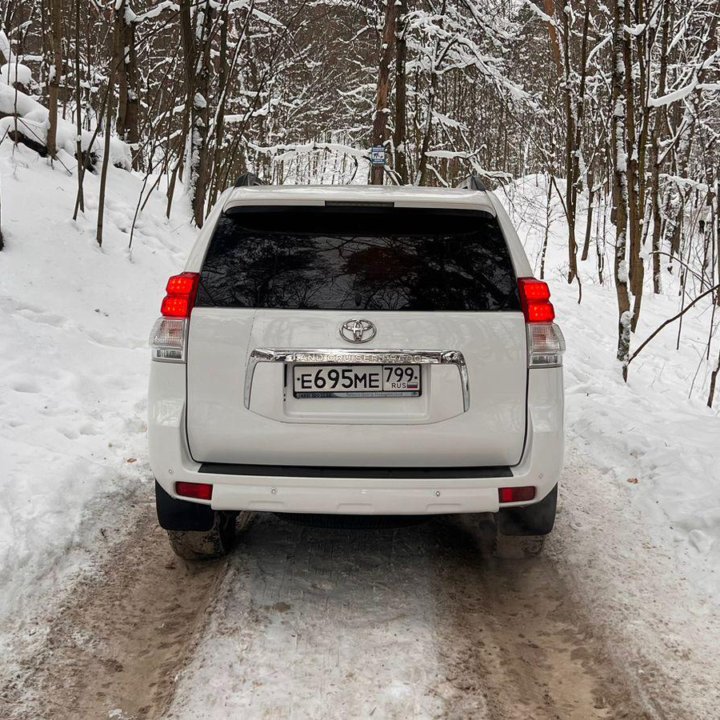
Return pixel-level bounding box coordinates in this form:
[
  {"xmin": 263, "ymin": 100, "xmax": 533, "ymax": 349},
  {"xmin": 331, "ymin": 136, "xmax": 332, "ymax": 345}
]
[{"xmin": 196, "ymin": 207, "xmax": 520, "ymax": 312}]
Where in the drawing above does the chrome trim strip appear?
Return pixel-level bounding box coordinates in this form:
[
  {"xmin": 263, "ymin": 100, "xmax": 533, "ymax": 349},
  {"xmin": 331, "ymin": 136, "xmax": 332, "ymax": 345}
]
[{"xmin": 244, "ymin": 348, "xmax": 470, "ymax": 412}]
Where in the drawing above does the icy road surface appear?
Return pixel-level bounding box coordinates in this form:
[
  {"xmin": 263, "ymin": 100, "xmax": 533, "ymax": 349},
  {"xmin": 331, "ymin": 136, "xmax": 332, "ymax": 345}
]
[{"xmin": 9, "ymin": 449, "xmax": 719, "ymax": 719}]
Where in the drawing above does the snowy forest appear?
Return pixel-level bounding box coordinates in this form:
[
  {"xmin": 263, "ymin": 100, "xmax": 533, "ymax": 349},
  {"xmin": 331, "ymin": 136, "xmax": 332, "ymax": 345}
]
[
  {"xmin": 0, "ymin": 0, "xmax": 719, "ymax": 382},
  {"xmin": 3, "ymin": 3, "xmax": 720, "ymax": 717}
]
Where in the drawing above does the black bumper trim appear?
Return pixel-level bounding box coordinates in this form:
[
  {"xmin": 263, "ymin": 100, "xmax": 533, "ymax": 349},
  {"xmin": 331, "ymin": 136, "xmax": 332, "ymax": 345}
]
[{"xmin": 198, "ymin": 463, "xmax": 513, "ymax": 479}]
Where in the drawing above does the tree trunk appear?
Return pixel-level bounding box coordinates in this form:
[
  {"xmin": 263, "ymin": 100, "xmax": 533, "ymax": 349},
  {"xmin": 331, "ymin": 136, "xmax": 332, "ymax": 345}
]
[
  {"xmin": 73, "ymin": 0, "xmax": 84, "ymax": 216},
  {"xmin": 115, "ymin": 0, "xmax": 140, "ymax": 169},
  {"xmin": 580, "ymin": 178, "xmax": 594, "ymax": 262},
  {"xmin": 542, "ymin": 0, "xmax": 562, "ymax": 77},
  {"xmin": 193, "ymin": 3, "xmax": 212, "ymax": 225},
  {"xmin": 370, "ymin": 0, "xmax": 398, "ymax": 185},
  {"xmin": 392, "ymin": 0, "xmax": 408, "ymax": 185},
  {"xmin": 416, "ymin": 1, "xmax": 447, "ymax": 186},
  {"xmin": 96, "ymin": 74, "xmax": 115, "ymax": 247},
  {"xmin": 611, "ymin": 0, "xmax": 632, "ymax": 371},
  {"xmin": 649, "ymin": 6, "xmax": 671, "ymax": 294},
  {"xmin": 625, "ymin": 0, "xmax": 644, "ymax": 332},
  {"xmin": 708, "ymin": 349, "xmax": 720, "ymax": 408},
  {"xmin": 561, "ymin": 0, "xmax": 588, "ymax": 288},
  {"xmin": 46, "ymin": 0, "xmax": 63, "ymax": 159},
  {"xmin": 180, "ymin": 0, "xmax": 213, "ymax": 227}
]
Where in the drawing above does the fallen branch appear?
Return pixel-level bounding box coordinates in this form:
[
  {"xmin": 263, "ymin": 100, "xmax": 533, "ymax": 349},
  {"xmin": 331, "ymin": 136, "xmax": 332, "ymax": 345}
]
[{"xmin": 623, "ymin": 283, "xmax": 720, "ymax": 381}]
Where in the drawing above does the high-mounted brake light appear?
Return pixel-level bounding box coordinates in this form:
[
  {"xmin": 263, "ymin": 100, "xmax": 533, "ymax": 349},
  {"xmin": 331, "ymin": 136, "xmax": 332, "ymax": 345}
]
[
  {"xmin": 161, "ymin": 272, "xmax": 200, "ymax": 318},
  {"xmin": 176, "ymin": 481, "xmax": 213, "ymax": 501},
  {"xmin": 517, "ymin": 278, "xmax": 555, "ymax": 323}
]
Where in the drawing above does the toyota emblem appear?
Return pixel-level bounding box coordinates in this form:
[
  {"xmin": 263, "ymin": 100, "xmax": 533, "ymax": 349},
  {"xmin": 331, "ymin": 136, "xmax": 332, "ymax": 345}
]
[{"xmin": 340, "ymin": 319, "xmax": 377, "ymax": 344}]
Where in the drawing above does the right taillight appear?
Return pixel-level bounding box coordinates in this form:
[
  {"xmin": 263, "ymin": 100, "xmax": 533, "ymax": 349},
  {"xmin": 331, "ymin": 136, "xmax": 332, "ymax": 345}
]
[
  {"xmin": 517, "ymin": 278, "xmax": 554, "ymax": 323},
  {"xmin": 518, "ymin": 278, "xmax": 566, "ymax": 368},
  {"xmin": 150, "ymin": 272, "xmax": 200, "ymax": 363},
  {"xmin": 527, "ymin": 323, "xmax": 565, "ymax": 367}
]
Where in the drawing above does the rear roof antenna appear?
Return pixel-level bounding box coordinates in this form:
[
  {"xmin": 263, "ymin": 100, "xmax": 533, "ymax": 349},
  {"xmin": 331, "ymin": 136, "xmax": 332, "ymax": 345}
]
[
  {"xmin": 457, "ymin": 174, "xmax": 487, "ymax": 191},
  {"xmin": 234, "ymin": 173, "xmax": 265, "ymax": 188}
]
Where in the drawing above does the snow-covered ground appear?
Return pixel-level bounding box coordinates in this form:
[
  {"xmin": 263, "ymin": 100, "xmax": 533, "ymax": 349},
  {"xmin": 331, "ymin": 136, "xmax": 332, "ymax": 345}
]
[
  {"xmin": 164, "ymin": 177, "xmax": 720, "ymax": 720},
  {"xmin": 1, "ymin": 151, "xmax": 719, "ymax": 717},
  {"xmin": 0, "ymin": 141, "xmax": 194, "ymax": 656},
  {"xmin": 499, "ymin": 175, "xmax": 720, "ymax": 602}
]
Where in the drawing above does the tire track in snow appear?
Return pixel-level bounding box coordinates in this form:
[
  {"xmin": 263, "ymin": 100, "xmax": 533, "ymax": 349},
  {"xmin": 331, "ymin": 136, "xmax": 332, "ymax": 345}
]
[
  {"xmin": 4, "ymin": 470, "xmax": 695, "ymax": 720},
  {"xmin": 163, "ymin": 514, "xmax": 651, "ymax": 719},
  {"xmin": 427, "ymin": 516, "xmax": 649, "ymax": 719},
  {"xmin": 3, "ymin": 504, "xmax": 227, "ymax": 720}
]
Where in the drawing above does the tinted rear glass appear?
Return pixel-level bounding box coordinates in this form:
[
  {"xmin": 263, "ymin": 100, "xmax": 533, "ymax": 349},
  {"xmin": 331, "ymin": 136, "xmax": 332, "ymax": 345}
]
[{"xmin": 196, "ymin": 207, "xmax": 520, "ymax": 312}]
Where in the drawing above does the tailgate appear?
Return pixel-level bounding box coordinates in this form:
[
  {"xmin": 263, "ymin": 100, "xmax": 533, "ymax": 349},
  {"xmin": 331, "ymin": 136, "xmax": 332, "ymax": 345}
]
[
  {"xmin": 185, "ymin": 206, "xmax": 527, "ymax": 467},
  {"xmin": 186, "ymin": 309, "xmax": 527, "ymax": 466}
]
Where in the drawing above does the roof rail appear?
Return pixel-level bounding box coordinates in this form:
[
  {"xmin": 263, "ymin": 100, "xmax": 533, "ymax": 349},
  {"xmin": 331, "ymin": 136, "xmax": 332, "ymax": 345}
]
[
  {"xmin": 456, "ymin": 174, "xmax": 487, "ymax": 191},
  {"xmin": 234, "ymin": 172, "xmax": 264, "ymax": 187}
]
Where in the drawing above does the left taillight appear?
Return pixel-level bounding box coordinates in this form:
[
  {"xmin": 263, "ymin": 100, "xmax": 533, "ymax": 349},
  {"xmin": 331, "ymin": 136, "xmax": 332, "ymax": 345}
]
[
  {"xmin": 161, "ymin": 272, "xmax": 200, "ymax": 318},
  {"xmin": 150, "ymin": 272, "xmax": 199, "ymax": 363}
]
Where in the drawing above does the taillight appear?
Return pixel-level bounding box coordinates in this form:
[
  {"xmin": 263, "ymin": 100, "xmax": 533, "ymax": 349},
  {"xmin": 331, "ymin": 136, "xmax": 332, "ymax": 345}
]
[
  {"xmin": 176, "ymin": 481, "xmax": 213, "ymax": 501},
  {"xmin": 161, "ymin": 272, "xmax": 200, "ymax": 318},
  {"xmin": 150, "ymin": 317, "xmax": 187, "ymax": 362},
  {"xmin": 517, "ymin": 278, "xmax": 565, "ymax": 368},
  {"xmin": 517, "ymin": 278, "xmax": 554, "ymax": 323},
  {"xmin": 150, "ymin": 272, "xmax": 199, "ymax": 362}
]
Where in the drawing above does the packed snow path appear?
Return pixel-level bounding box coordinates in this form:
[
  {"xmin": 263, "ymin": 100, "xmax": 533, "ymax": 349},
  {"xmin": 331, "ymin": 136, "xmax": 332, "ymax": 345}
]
[{"xmin": 8, "ymin": 447, "xmax": 719, "ymax": 720}]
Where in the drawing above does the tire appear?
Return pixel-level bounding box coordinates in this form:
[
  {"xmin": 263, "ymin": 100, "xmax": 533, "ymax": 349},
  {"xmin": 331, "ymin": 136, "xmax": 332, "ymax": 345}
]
[
  {"xmin": 155, "ymin": 481, "xmax": 252, "ymax": 560},
  {"xmin": 496, "ymin": 484, "xmax": 557, "ymax": 537},
  {"xmin": 166, "ymin": 510, "xmax": 239, "ymax": 560}
]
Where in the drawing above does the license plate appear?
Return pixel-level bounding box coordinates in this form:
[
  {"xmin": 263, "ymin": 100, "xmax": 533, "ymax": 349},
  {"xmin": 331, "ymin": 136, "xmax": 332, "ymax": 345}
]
[{"xmin": 292, "ymin": 364, "xmax": 421, "ymax": 398}]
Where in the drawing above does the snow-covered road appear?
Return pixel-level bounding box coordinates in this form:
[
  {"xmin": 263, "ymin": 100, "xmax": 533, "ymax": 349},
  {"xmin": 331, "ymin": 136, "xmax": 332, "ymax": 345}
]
[
  {"xmin": 7, "ymin": 446, "xmax": 718, "ymax": 720},
  {"xmin": 2, "ymin": 152, "xmax": 719, "ymax": 719}
]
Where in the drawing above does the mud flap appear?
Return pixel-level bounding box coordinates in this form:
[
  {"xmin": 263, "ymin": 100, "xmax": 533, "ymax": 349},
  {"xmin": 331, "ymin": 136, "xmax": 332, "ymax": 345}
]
[
  {"xmin": 155, "ymin": 480, "xmax": 215, "ymax": 531},
  {"xmin": 497, "ymin": 484, "xmax": 557, "ymax": 536}
]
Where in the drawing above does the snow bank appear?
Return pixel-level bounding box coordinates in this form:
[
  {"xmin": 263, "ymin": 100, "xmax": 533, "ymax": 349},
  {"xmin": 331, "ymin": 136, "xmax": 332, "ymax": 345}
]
[
  {"xmin": 0, "ymin": 62, "xmax": 33, "ymax": 87},
  {"xmin": 0, "ymin": 141, "xmax": 194, "ymax": 652},
  {"xmin": 0, "ymin": 83, "xmax": 44, "ymax": 117},
  {"xmin": 0, "ymin": 84, "xmax": 132, "ymax": 170},
  {"xmin": 498, "ymin": 175, "xmax": 720, "ymax": 599}
]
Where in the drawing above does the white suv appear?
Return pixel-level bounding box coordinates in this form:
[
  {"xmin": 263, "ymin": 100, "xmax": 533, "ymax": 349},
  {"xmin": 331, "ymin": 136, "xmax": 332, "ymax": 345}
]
[{"xmin": 148, "ymin": 180, "xmax": 565, "ymax": 559}]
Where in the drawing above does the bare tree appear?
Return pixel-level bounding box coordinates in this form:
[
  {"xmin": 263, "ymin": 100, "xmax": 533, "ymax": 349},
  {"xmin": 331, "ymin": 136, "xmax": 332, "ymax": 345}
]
[
  {"xmin": 611, "ymin": 0, "xmax": 632, "ymax": 369},
  {"xmin": 114, "ymin": 0, "xmax": 139, "ymax": 168},
  {"xmin": 370, "ymin": 0, "xmax": 397, "ymax": 185},
  {"xmin": 46, "ymin": 0, "xmax": 63, "ymax": 158}
]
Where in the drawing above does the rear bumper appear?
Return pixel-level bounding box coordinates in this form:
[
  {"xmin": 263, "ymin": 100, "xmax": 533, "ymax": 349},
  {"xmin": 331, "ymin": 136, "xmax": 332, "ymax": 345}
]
[{"xmin": 148, "ymin": 363, "xmax": 564, "ymax": 515}]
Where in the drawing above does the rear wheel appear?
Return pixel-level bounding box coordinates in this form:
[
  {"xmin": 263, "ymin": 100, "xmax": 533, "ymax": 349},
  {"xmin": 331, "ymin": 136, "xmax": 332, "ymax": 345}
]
[
  {"xmin": 155, "ymin": 480, "xmax": 252, "ymax": 560},
  {"xmin": 166, "ymin": 511, "xmax": 239, "ymax": 560}
]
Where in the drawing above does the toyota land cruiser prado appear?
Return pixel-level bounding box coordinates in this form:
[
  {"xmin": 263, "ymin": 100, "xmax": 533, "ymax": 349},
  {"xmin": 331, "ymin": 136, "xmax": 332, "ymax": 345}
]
[{"xmin": 148, "ymin": 181, "xmax": 565, "ymax": 559}]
